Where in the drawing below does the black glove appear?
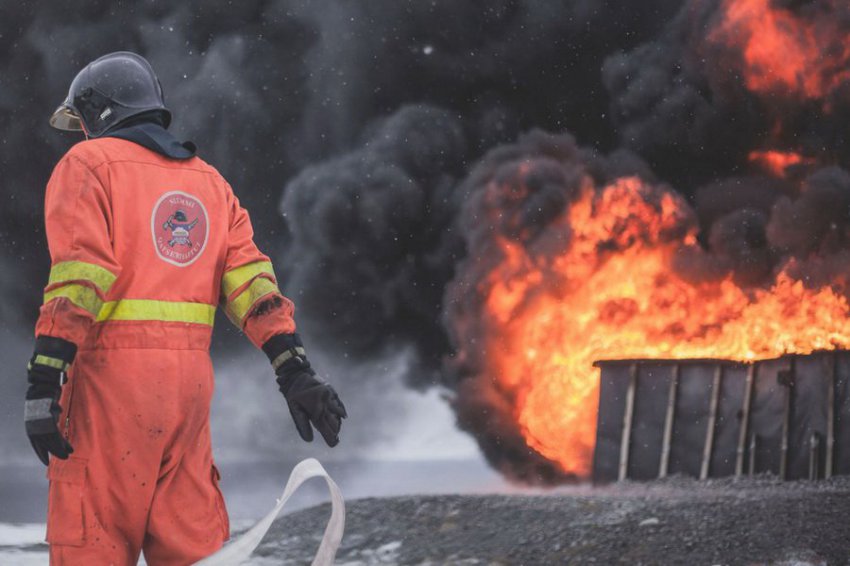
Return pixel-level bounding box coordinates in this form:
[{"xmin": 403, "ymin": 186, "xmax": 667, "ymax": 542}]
[
  {"xmin": 263, "ymin": 334, "xmax": 347, "ymax": 447},
  {"xmin": 25, "ymin": 336, "xmax": 76, "ymax": 465}
]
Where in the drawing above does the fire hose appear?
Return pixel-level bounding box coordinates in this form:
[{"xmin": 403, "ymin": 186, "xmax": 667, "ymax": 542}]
[{"xmin": 194, "ymin": 458, "xmax": 345, "ymax": 566}]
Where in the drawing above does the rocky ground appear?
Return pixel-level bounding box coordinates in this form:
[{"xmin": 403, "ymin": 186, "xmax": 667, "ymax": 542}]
[{"xmin": 249, "ymin": 475, "xmax": 850, "ymax": 565}]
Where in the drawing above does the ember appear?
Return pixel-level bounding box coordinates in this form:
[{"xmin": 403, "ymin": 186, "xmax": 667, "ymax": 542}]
[{"xmin": 748, "ymin": 150, "xmax": 814, "ymax": 177}]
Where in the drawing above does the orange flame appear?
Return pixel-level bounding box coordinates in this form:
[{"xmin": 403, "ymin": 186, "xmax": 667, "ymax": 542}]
[
  {"xmin": 710, "ymin": 0, "xmax": 850, "ymax": 101},
  {"xmin": 482, "ymin": 176, "xmax": 850, "ymax": 477},
  {"xmin": 748, "ymin": 149, "xmax": 813, "ymax": 176}
]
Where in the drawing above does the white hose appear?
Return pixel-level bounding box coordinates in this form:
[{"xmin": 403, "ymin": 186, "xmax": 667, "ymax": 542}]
[{"xmin": 194, "ymin": 458, "xmax": 345, "ymax": 566}]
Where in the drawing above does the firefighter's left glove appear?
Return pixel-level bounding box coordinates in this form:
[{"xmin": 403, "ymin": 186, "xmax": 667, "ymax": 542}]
[
  {"xmin": 264, "ymin": 334, "xmax": 347, "ymax": 447},
  {"xmin": 25, "ymin": 336, "xmax": 76, "ymax": 466}
]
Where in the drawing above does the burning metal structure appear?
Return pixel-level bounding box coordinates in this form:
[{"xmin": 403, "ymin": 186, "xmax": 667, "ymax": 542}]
[
  {"xmin": 443, "ymin": 0, "xmax": 850, "ymax": 485},
  {"xmin": 593, "ymin": 352, "xmax": 850, "ymax": 482},
  {"xmin": 446, "ymin": 132, "xmax": 850, "ymax": 485}
]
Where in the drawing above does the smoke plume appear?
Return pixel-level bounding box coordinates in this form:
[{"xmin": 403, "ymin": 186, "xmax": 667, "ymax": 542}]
[{"xmin": 4, "ymin": 0, "xmax": 850, "ymax": 483}]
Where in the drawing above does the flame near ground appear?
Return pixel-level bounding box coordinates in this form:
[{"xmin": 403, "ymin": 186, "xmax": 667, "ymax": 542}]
[
  {"xmin": 479, "ymin": 175, "xmax": 850, "ymax": 477},
  {"xmin": 438, "ymin": 0, "xmax": 850, "ymax": 483}
]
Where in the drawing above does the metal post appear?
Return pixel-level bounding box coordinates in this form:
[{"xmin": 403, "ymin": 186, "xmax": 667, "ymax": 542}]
[
  {"xmin": 736, "ymin": 364, "xmax": 756, "ymax": 477},
  {"xmin": 749, "ymin": 433, "xmax": 758, "ymax": 477},
  {"xmin": 779, "ymin": 358, "xmax": 796, "ymax": 481},
  {"xmin": 658, "ymin": 363, "xmax": 679, "ymax": 479},
  {"xmin": 618, "ymin": 363, "xmax": 638, "ymax": 482},
  {"xmin": 700, "ymin": 365, "xmax": 723, "ymax": 480},
  {"xmin": 826, "ymin": 353, "xmax": 836, "ymax": 479},
  {"xmin": 809, "ymin": 432, "xmax": 820, "ymax": 481}
]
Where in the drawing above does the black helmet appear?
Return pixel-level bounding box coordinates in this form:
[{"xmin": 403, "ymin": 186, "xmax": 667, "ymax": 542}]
[{"xmin": 49, "ymin": 51, "xmax": 171, "ymax": 138}]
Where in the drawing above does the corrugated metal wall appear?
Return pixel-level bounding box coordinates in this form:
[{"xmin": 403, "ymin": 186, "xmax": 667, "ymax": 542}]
[{"xmin": 592, "ymin": 352, "xmax": 850, "ymax": 482}]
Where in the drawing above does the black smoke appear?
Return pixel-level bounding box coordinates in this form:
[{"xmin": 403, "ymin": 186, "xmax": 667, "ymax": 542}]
[
  {"xmin": 0, "ymin": 0, "xmax": 681, "ymax": 327},
  {"xmin": 278, "ymin": 0, "xmax": 850, "ymax": 482},
  {"xmin": 602, "ymin": 0, "xmax": 850, "ymax": 188},
  {"xmin": 599, "ymin": 0, "xmax": 850, "ymax": 293},
  {"xmin": 443, "ymin": 131, "xmax": 670, "ymax": 484},
  {"xmin": 5, "ymin": 0, "xmax": 850, "ymax": 482},
  {"xmin": 274, "ymin": 0, "xmax": 684, "ymax": 377},
  {"xmin": 280, "ymin": 104, "xmax": 467, "ymax": 380}
]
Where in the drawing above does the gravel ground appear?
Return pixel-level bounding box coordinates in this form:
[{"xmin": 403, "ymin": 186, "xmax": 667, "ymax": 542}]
[{"xmin": 250, "ymin": 475, "xmax": 850, "ymax": 566}]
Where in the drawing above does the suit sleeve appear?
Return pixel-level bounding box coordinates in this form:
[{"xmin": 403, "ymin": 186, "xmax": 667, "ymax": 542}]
[
  {"xmin": 220, "ymin": 183, "xmax": 296, "ymax": 348},
  {"xmin": 34, "ymin": 155, "xmax": 122, "ymax": 347}
]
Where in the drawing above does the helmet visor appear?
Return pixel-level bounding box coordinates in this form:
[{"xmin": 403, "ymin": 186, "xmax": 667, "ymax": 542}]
[{"xmin": 49, "ymin": 105, "xmax": 83, "ymax": 131}]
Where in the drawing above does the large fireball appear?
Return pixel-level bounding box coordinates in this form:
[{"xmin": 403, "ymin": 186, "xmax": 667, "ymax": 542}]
[{"xmin": 474, "ymin": 172, "xmax": 850, "ymax": 477}]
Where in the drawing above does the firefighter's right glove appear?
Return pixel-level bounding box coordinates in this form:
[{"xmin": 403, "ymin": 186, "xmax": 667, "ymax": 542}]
[
  {"xmin": 25, "ymin": 336, "xmax": 76, "ymax": 466},
  {"xmin": 264, "ymin": 334, "xmax": 347, "ymax": 447}
]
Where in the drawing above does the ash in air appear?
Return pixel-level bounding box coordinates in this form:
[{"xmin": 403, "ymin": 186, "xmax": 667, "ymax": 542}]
[{"xmin": 3, "ymin": 0, "xmax": 850, "ymax": 483}]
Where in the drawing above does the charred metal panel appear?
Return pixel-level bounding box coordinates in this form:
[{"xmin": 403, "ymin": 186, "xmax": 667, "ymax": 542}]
[
  {"xmin": 709, "ymin": 363, "xmax": 747, "ymax": 477},
  {"xmin": 628, "ymin": 364, "xmax": 672, "ymax": 480},
  {"xmin": 748, "ymin": 357, "xmax": 786, "ymax": 477},
  {"xmin": 833, "ymin": 353, "xmax": 850, "ymax": 475},
  {"xmin": 667, "ymin": 363, "xmax": 717, "ymax": 478},
  {"xmin": 593, "ymin": 351, "xmax": 850, "ymax": 482},
  {"xmin": 592, "ymin": 362, "xmax": 630, "ymax": 482},
  {"xmin": 787, "ymin": 355, "xmax": 829, "ymax": 479}
]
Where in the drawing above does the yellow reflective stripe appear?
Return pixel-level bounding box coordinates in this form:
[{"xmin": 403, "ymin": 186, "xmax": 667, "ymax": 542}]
[
  {"xmin": 97, "ymin": 300, "xmax": 216, "ymax": 326},
  {"xmin": 33, "ymin": 355, "xmax": 69, "ymax": 371},
  {"xmin": 48, "ymin": 261, "xmax": 117, "ymax": 294},
  {"xmin": 221, "ymin": 261, "xmax": 276, "ymax": 298},
  {"xmin": 44, "ymin": 284, "xmax": 103, "ymax": 317},
  {"xmin": 225, "ymin": 277, "xmax": 280, "ymax": 325}
]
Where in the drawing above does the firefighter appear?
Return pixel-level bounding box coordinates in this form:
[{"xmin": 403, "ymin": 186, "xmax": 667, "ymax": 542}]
[{"xmin": 24, "ymin": 51, "xmax": 347, "ymax": 565}]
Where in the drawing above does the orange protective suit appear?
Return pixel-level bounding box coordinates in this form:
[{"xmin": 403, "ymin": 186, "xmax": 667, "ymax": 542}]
[{"xmin": 35, "ymin": 136, "xmax": 295, "ymax": 565}]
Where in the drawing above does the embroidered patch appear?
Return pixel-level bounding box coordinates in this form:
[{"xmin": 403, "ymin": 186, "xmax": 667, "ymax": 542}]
[{"xmin": 151, "ymin": 191, "xmax": 209, "ymax": 267}]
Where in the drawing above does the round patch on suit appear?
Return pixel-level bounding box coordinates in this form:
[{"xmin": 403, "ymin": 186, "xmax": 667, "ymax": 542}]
[{"xmin": 151, "ymin": 191, "xmax": 209, "ymax": 267}]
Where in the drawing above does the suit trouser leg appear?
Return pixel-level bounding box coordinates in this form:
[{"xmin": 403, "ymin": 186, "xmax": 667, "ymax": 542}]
[{"xmin": 47, "ymin": 349, "xmax": 228, "ymax": 566}]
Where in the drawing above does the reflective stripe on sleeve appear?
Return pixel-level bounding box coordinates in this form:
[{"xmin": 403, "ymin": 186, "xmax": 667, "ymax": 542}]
[
  {"xmin": 221, "ymin": 261, "xmax": 276, "ymax": 298},
  {"xmin": 97, "ymin": 299, "xmax": 216, "ymax": 326},
  {"xmin": 224, "ymin": 277, "xmax": 280, "ymax": 326},
  {"xmin": 48, "ymin": 261, "xmax": 117, "ymax": 294},
  {"xmin": 43, "ymin": 284, "xmax": 103, "ymax": 317}
]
